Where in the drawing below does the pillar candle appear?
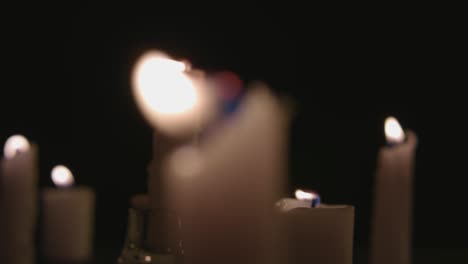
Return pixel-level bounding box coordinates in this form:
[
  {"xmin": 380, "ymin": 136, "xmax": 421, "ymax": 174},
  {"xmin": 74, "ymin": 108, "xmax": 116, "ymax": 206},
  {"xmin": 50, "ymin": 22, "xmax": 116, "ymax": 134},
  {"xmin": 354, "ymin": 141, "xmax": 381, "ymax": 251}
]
[
  {"xmin": 166, "ymin": 85, "xmax": 289, "ymax": 264},
  {"xmin": 276, "ymin": 189, "xmax": 354, "ymax": 264},
  {"xmin": 280, "ymin": 205, "xmax": 355, "ymax": 264},
  {"xmin": 370, "ymin": 117, "xmax": 418, "ymax": 264},
  {"xmin": 146, "ymin": 131, "xmax": 187, "ymax": 251},
  {"xmin": 132, "ymin": 51, "xmax": 216, "ymax": 252},
  {"xmin": 41, "ymin": 165, "xmax": 95, "ymax": 262},
  {"xmin": 0, "ymin": 135, "xmax": 38, "ymax": 264}
]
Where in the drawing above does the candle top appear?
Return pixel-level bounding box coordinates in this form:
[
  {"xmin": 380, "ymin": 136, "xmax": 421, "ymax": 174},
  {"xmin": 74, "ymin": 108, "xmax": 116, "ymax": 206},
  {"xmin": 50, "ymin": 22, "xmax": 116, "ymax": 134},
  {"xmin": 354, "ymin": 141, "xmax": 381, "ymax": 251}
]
[{"xmin": 3, "ymin": 134, "xmax": 30, "ymax": 159}]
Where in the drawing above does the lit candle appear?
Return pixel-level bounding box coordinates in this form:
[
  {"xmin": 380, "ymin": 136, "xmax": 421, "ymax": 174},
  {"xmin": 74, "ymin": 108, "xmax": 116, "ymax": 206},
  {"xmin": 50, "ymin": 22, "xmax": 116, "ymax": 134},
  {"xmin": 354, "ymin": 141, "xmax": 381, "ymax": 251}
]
[
  {"xmin": 132, "ymin": 50, "xmax": 216, "ymax": 252},
  {"xmin": 0, "ymin": 134, "xmax": 38, "ymax": 264},
  {"xmin": 41, "ymin": 165, "xmax": 95, "ymax": 262},
  {"xmin": 276, "ymin": 189, "xmax": 321, "ymax": 211},
  {"xmin": 277, "ymin": 189, "xmax": 354, "ymax": 264},
  {"xmin": 370, "ymin": 116, "xmax": 417, "ymax": 264},
  {"xmin": 132, "ymin": 50, "xmax": 215, "ymax": 137},
  {"xmin": 166, "ymin": 86, "xmax": 289, "ymax": 264},
  {"xmin": 280, "ymin": 205, "xmax": 355, "ymax": 264}
]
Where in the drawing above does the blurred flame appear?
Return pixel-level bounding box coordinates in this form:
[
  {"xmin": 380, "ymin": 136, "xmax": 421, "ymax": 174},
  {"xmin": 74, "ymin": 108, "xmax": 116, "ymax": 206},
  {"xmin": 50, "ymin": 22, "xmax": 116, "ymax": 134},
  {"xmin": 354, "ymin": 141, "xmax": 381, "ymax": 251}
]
[
  {"xmin": 51, "ymin": 165, "xmax": 75, "ymax": 188},
  {"xmin": 385, "ymin": 116, "xmax": 405, "ymax": 144},
  {"xmin": 295, "ymin": 189, "xmax": 318, "ymax": 201},
  {"xmin": 3, "ymin": 134, "xmax": 30, "ymax": 159},
  {"xmin": 132, "ymin": 50, "xmax": 214, "ymax": 136}
]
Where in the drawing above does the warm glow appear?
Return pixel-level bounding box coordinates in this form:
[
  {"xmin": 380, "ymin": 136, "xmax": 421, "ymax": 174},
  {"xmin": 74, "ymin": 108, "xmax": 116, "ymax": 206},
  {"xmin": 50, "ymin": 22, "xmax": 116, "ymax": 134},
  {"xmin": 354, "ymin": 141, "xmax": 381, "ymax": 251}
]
[
  {"xmin": 51, "ymin": 165, "xmax": 75, "ymax": 188},
  {"xmin": 3, "ymin": 134, "xmax": 30, "ymax": 159},
  {"xmin": 169, "ymin": 146, "xmax": 203, "ymax": 178},
  {"xmin": 132, "ymin": 50, "xmax": 214, "ymax": 136},
  {"xmin": 385, "ymin": 116, "xmax": 405, "ymax": 144},
  {"xmin": 134, "ymin": 52, "xmax": 194, "ymax": 114},
  {"xmin": 295, "ymin": 189, "xmax": 318, "ymax": 201}
]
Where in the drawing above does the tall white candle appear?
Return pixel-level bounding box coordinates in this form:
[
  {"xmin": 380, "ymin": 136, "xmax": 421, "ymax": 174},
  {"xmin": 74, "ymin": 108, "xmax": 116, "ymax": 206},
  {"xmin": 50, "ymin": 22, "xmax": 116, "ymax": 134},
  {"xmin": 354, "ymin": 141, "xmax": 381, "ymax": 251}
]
[
  {"xmin": 166, "ymin": 86, "xmax": 288, "ymax": 264},
  {"xmin": 42, "ymin": 165, "xmax": 95, "ymax": 262},
  {"xmin": 0, "ymin": 135, "xmax": 38, "ymax": 264},
  {"xmin": 132, "ymin": 50, "xmax": 216, "ymax": 252},
  {"xmin": 370, "ymin": 117, "xmax": 418, "ymax": 264}
]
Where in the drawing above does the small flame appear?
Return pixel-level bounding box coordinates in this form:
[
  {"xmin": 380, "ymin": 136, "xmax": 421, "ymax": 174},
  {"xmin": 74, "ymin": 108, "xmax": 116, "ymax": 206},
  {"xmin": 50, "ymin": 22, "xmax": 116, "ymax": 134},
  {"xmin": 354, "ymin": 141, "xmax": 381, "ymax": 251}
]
[
  {"xmin": 3, "ymin": 134, "xmax": 30, "ymax": 159},
  {"xmin": 51, "ymin": 165, "xmax": 75, "ymax": 188},
  {"xmin": 132, "ymin": 50, "xmax": 214, "ymax": 136},
  {"xmin": 385, "ymin": 116, "xmax": 405, "ymax": 144},
  {"xmin": 295, "ymin": 189, "xmax": 317, "ymax": 201}
]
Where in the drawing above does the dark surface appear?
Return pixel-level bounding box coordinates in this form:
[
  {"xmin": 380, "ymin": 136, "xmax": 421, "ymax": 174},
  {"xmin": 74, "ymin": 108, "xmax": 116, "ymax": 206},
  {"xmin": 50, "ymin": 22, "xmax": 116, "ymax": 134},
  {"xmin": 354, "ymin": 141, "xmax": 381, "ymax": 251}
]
[
  {"xmin": 36, "ymin": 247, "xmax": 468, "ymax": 264},
  {"xmin": 1, "ymin": 2, "xmax": 466, "ymax": 258}
]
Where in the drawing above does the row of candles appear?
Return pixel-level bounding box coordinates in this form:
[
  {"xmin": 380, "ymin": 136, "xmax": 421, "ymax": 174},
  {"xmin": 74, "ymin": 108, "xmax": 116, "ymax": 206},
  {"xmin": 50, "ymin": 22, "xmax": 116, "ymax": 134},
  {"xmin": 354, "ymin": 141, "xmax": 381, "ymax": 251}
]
[
  {"xmin": 0, "ymin": 49, "xmax": 417, "ymax": 264},
  {"xmin": 132, "ymin": 51, "xmax": 417, "ymax": 264},
  {"xmin": 0, "ymin": 135, "xmax": 94, "ymax": 263}
]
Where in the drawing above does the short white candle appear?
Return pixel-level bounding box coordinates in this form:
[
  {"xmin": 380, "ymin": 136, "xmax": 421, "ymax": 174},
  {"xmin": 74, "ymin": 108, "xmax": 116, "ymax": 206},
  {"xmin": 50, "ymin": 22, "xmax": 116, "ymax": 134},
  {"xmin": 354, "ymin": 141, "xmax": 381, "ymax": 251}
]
[
  {"xmin": 277, "ymin": 189, "xmax": 354, "ymax": 264},
  {"xmin": 280, "ymin": 205, "xmax": 355, "ymax": 264},
  {"xmin": 0, "ymin": 134, "xmax": 38, "ymax": 264},
  {"xmin": 41, "ymin": 165, "xmax": 95, "ymax": 262},
  {"xmin": 370, "ymin": 116, "xmax": 417, "ymax": 264}
]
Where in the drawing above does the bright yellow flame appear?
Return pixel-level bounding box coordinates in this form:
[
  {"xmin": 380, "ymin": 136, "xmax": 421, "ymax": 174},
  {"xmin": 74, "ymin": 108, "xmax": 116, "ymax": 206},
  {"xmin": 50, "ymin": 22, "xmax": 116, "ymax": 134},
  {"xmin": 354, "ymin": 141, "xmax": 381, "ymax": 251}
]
[
  {"xmin": 51, "ymin": 165, "xmax": 75, "ymax": 188},
  {"xmin": 385, "ymin": 116, "xmax": 405, "ymax": 144},
  {"xmin": 295, "ymin": 189, "xmax": 317, "ymax": 201},
  {"xmin": 3, "ymin": 134, "xmax": 30, "ymax": 159},
  {"xmin": 132, "ymin": 51, "xmax": 214, "ymax": 136},
  {"xmin": 169, "ymin": 146, "xmax": 203, "ymax": 178}
]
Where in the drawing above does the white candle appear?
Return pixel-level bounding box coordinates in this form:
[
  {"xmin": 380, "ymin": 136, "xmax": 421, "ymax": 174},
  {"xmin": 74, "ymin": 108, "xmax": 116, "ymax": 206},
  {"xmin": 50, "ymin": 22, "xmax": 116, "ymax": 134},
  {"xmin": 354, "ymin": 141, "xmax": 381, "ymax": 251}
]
[
  {"xmin": 276, "ymin": 189, "xmax": 354, "ymax": 264},
  {"xmin": 370, "ymin": 116, "xmax": 417, "ymax": 264},
  {"xmin": 0, "ymin": 134, "xmax": 38, "ymax": 264},
  {"xmin": 132, "ymin": 50, "xmax": 216, "ymax": 252},
  {"xmin": 166, "ymin": 86, "xmax": 288, "ymax": 264},
  {"xmin": 281, "ymin": 205, "xmax": 355, "ymax": 264},
  {"xmin": 42, "ymin": 165, "xmax": 95, "ymax": 262}
]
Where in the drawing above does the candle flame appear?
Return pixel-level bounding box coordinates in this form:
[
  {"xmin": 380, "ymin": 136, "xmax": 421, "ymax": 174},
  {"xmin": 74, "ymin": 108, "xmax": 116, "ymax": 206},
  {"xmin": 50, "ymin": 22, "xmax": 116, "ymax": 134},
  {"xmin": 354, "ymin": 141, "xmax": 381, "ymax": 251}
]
[
  {"xmin": 384, "ymin": 116, "xmax": 405, "ymax": 144},
  {"xmin": 295, "ymin": 189, "xmax": 318, "ymax": 201},
  {"xmin": 132, "ymin": 50, "xmax": 214, "ymax": 136},
  {"xmin": 51, "ymin": 165, "xmax": 75, "ymax": 188},
  {"xmin": 3, "ymin": 134, "xmax": 30, "ymax": 159}
]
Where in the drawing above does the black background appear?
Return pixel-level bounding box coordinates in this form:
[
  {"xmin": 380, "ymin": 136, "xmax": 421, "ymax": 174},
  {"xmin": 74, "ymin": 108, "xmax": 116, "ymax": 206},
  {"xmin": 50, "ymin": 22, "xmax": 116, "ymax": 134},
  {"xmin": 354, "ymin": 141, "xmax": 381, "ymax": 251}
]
[{"xmin": 1, "ymin": 2, "xmax": 466, "ymax": 261}]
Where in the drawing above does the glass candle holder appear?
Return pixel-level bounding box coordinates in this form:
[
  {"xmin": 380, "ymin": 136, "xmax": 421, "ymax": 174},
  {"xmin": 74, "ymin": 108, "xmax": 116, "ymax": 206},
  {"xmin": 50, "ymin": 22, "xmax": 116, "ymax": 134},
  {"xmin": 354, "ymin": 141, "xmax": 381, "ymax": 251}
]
[{"xmin": 117, "ymin": 208, "xmax": 184, "ymax": 264}]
